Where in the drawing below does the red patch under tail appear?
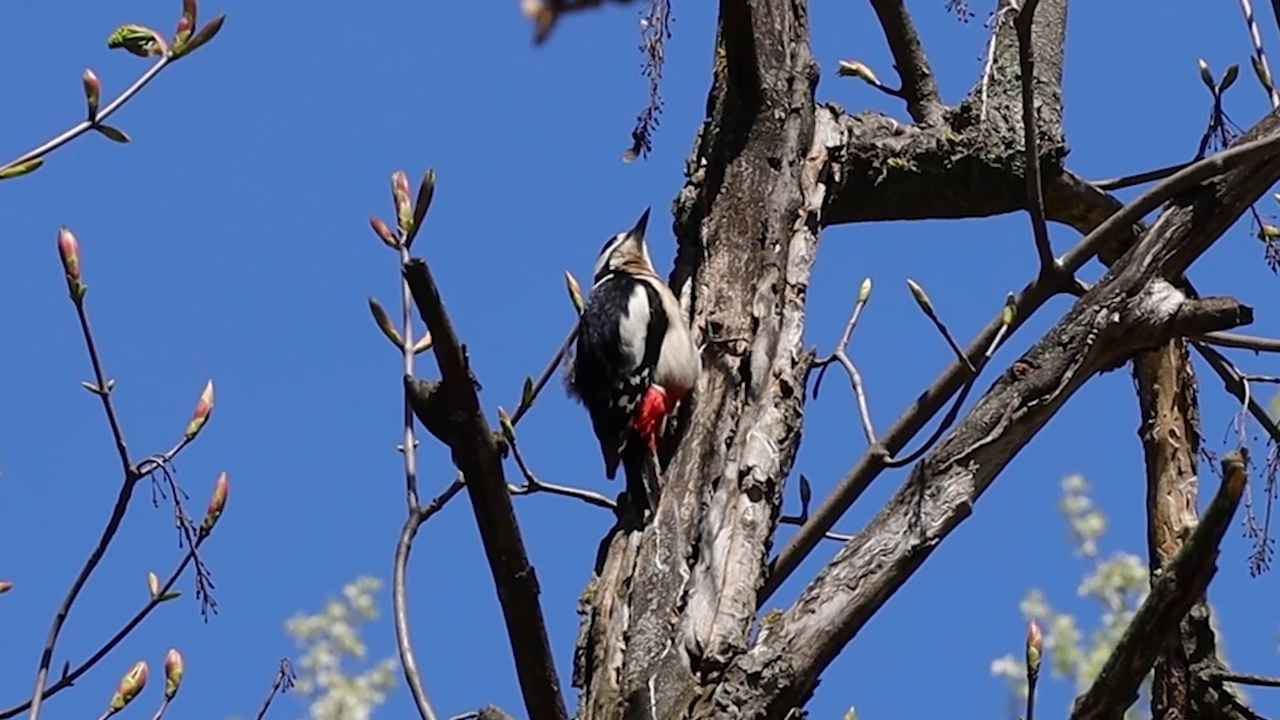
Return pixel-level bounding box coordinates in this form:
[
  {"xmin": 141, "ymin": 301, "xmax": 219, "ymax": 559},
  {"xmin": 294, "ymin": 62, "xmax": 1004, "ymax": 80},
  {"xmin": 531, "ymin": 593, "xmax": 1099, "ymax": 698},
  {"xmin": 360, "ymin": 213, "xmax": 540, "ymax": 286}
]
[{"xmin": 632, "ymin": 385, "xmax": 674, "ymax": 452}]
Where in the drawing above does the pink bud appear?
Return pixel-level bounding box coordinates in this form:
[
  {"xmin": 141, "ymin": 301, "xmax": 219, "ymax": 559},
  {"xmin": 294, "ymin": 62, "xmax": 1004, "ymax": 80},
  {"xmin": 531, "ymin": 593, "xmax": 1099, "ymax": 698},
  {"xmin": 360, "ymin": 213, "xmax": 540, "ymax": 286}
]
[
  {"xmin": 201, "ymin": 472, "xmax": 229, "ymax": 533},
  {"xmin": 163, "ymin": 648, "xmax": 184, "ymax": 699},
  {"xmin": 391, "ymin": 170, "xmax": 413, "ymax": 235},
  {"xmin": 1026, "ymin": 619, "xmax": 1043, "ymax": 675},
  {"xmin": 183, "ymin": 379, "xmax": 215, "ymax": 440},
  {"xmin": 0, "ymin": 581, "xmax": 12, "ymax": 594},
  {"xmin": 57, "ymin": 227, "xmax": 81, "ymax": 281},
  {"xmin": 82, "ymin": 69, "xmax": 101, "ymax": 119},
  {"xmin": 369, "ymin": 216, "xmax": 398, "ymax": 248},
  {"xmin": 108, "ymin": 660, "xmax": 148, "ymax": 711}
]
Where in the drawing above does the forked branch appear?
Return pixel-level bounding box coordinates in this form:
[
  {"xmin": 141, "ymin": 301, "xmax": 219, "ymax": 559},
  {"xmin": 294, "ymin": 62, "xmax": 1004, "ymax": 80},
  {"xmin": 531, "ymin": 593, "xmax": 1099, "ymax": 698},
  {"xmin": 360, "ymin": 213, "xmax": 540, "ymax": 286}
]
[{"xmin": 404, "ymin": 258, "xmax": 569, "ymax": 720}]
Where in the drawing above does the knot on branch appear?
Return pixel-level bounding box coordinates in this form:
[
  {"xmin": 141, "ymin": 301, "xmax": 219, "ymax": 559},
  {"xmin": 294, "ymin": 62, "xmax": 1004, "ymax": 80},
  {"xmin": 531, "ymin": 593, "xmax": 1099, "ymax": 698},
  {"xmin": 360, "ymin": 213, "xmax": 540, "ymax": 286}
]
[{"xmin": 1123, "ymin": 279, "xmax": 1253, "ymax": 340}]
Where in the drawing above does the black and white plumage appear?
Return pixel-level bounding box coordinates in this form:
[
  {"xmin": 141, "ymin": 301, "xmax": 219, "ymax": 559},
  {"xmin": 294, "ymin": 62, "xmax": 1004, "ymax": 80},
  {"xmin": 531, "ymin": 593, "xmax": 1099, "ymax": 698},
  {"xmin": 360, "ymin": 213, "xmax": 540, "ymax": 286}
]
[{"xmin": 565, "ymin": 208, "xmax": 700, "ymax": 511}]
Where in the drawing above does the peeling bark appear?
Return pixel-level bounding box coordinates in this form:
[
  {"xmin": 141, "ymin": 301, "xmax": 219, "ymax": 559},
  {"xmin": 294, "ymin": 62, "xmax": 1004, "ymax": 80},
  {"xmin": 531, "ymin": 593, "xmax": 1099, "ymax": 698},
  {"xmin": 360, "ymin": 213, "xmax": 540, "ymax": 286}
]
[
  {"xmin": 574, "ymin": 0, "xmax": 822, "ymax": 717},
  {"xmin": 560, "ymin": 0, "xmax": 1280, "ymax": 716}
]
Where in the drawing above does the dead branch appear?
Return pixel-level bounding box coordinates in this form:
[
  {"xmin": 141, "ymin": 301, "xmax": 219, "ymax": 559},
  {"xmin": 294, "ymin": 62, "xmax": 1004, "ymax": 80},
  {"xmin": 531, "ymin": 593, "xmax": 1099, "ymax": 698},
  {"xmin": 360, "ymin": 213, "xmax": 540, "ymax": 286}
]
[
  {"xmin": 867, "ymin": 0, "xmax": 943, "ymax": 125},
  {"xmin": 1070, "ymin": 452, "xmax": 1248, "ymax": 720},
  {"xmin": 250, "ymin": 659, "xmax": 295, "ymax": 720}
]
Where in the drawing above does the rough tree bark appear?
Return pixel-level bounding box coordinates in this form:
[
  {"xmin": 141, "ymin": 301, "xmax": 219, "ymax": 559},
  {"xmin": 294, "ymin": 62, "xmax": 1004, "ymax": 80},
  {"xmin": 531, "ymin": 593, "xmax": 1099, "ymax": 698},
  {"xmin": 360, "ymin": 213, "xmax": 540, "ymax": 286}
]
[{"xmin": 559, "ymin": 0, "xmax": 1279, "ymax": 717}]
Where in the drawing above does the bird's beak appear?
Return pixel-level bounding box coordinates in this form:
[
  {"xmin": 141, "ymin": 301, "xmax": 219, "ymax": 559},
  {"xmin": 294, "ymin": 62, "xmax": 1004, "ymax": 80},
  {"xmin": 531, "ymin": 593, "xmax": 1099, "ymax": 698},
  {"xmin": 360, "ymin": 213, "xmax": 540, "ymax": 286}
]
[{"xmin": 629, "ymin": 207, "xmax": 651, "ymax": 241}]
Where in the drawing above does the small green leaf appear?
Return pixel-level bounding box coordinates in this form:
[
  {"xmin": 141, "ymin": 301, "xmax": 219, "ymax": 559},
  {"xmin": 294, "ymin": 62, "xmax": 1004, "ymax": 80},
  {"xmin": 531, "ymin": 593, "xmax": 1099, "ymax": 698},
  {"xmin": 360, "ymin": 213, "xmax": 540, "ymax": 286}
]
[
  {"xmin": 521, "ymin": 377, "xmax": 535, "ymax": 408},
  {"xmin": 0, "ymin": 158, "xmax": 44, "ymax": 180},
  {"xmin": 857, "ymin": 277, "xmax": 872, "ymax": 304},
  {"xmin": 1197, "ymin": 58, "xmax": 1214, "ymax": 90},
  {"xmin": 158, "ymin": 590, "xmax": 182, "ymax": 602},
  {"xmin": 1220, "ymin": 63, "xmax": 1240, "ymax": 93},
  {"xmin": 95, "ymin": 125, "xmax": 131, "ymax": 144},
  {"xmin": 1254, "ymin": 55, "xmax": 1274, "ymax": 91},
  {"xmin": 905, "ymin": 278, "xmax": 934, "ymax": 316},
  {"xmin": 107, "ymin": 24, "xmax": 166, "ymax": 57},
  {"xmin": 367, "ymin": 297, "xmax": 405, "ymax": 350},
  {"xmin": 497, "ymin": 407, "xmax": 516, "ymax": 443},
  {"xmin": 404, "ymin": 169, "xmax": 437, "ymax": 248},
  {"xmin": 1001, "ymin": 292, "xmax": 1017, "ymax": 326},
  {"xmin": 81, "ymin": 381, "xmax": 102, "ymax": 395},
  {"xmin": 174, "ymin": 14, "xmax": 225, "ymax": 58}
]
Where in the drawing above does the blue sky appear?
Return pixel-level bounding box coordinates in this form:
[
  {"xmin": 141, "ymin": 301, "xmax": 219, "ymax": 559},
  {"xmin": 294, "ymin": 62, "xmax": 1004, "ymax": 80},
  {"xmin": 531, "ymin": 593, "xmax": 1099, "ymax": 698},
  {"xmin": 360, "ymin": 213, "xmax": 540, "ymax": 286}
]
[{"xmin": 1, "ymin": 0, "xmax": 1279, "ymax": 718}]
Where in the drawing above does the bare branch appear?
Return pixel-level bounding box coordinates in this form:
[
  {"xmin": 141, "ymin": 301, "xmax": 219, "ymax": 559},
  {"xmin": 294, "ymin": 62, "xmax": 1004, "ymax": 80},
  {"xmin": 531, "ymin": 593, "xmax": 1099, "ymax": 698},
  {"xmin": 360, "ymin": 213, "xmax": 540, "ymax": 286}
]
[
  {"xmin": 1, "ymin": 57, "xmax": 171, "ymax": 175},
  {"xmin": 1238, "ymin": 0, "xmax": 1280, "ymax": 108},
  {"xmin": 811, "ymin": 279, "xmax": 876, "ymax": 445},
  {"xmin": 1013, "ymin": 0, "xmax": 1060, "ymax": 279},
  {"xmin": 867, "ymin": 0, "xmax": 943, "ymax": 125},
  {"xmin": 503, "ymin": 423, "xmax": 617, "ymax": 510},
  {"xmin": 725, "ymin": 104, "xmax": 1279, "ymax": 710},
  {"xmin": 250, "ymin": 659, "xmax": 296, "ymax": 720},
  {"xmin": 1194, "ymin": 343, "xmax": 1280, "ymax": 446},
  {"xmin": 509, "ymin": 325, "xmax": 577, "ymax": 426},
  {"xmin": 28, "ymin": 237, "xmax": 206, "ymax": 720},
  {"xmin": 1200, "ymin": 330, "xmax": 1280, "ymax": 353},
  {"xmin": 0, "ymin": 538, "xmax": 209, "ymax": 719},
  {"xmin": 387, "ymin": 168, "xmax": 444, "ymax": 720},
  {"xmin": 394, "ymin": 507, "xmax": 439, "ymax": 720},
  {"xmin": 404, "ymin": 258, "xmax": 569, "ymax": 720},
  {"xmin": 1092, "ymin": 161, "xmax": 1191, "ymax": 191},
  {"xmin": 1070, "ymin": 452, "xmax": 1248, "ymax": 720},
  {"xmin": 1207, "ymin": 671, "xmax": 1280, "ymax": 688},
  {"xmin": 767, "ymin": 115, "xmax": 1280, "ymax": 601}
]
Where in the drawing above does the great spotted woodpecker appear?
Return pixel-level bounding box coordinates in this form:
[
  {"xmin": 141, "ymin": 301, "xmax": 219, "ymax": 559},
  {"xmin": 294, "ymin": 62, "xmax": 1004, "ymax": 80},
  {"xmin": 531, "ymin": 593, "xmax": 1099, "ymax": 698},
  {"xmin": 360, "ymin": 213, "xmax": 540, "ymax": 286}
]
[{"xmin": 565, "ymin": 208, "xmax": 700, "ymax": 515}]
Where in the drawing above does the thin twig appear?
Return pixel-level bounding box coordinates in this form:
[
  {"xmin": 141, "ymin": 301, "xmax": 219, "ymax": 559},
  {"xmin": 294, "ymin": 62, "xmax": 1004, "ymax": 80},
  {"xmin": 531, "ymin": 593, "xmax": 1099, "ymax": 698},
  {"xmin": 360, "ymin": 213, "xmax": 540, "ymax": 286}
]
[
  {"xmin": 811, "ymin": 281, "xmax": 876, "ymax": 445},
  {"xmin": 393, "ymin": 211, "xmax": 439, "ymax": 720},
  {"xmin": 1194, "ymin": 343, "xmax": 1280, "ymax": 447},
  {"xmin": 28, "ymin": 288, "xmax": 192, "ymax": 720},
  {"xmin": 1026, "ymin": 668, "xmax": 1038, "ymax": 720},
  {"xmin": 149, "ymin": 697, "xmax": 171, "ymax": 720},
  {"xmin": 1200, "ymin": 330, "xmax": 1280, "ymax": 353},
  {"xmin": 1091, "ymin": 161, "xmax": 1191, "ymax": 191},
  {"xmin": 776, "ymin": 515, "xmax": 852, "ymax": 543},
  {"xmin": 400, "ymin": 243, "xmax": 424, "ymax": 510},
  {"xmin": 882, "ymin": 298, "xmax": 1013, "ymax": 468},
  {"xmin": 393, "ymin": 506, "xmax": 437, "ymax": 720},
  {"xmin": 2, "ymin": 56, "xmax": 171, "ymax": 173},
  {"xmin": 978, "ymin": 5, "xmax": 1017, "ymax": 122},
  {"xmin": 1272, "ymin": 0, "xmax": 1280, "ymax": 81},
  {"xmin": 1239, "ymin": 0, "xmax": 1280, "ymax": 109},
  {"xmin": 867, "ymin": 0, "xmax": 944, "ymax": 124},
  {"xmin": 510, "ymin": 325, "xmax": 578, "ymax": 426},
  {"xmin": 1013, "ymin": 0, "xmax": 1060, "ymax": 279},
  {"xmin": 1207, "ymin": 670, "xmax": 1280, "ymax": 687},
  {"xmin": 505, "ymin": 430, "xmax": 616, "ymax": 510},
  {"xmin": 0, "ymin": 541, "xmax": 203, "ymax": 719},
  {"xmin": 75, "ymin": 301, "xmax": 133, "ymax": 477},
  {"xmin": 250, "ymin": 660, "xmax": 295, "ymax": 720}
]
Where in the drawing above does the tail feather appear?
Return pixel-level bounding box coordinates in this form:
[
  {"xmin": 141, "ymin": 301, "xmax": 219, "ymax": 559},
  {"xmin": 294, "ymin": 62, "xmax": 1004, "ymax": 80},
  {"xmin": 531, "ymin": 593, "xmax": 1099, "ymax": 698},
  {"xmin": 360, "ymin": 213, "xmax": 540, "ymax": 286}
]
[{"xmin": 620, "ymin": 432, "xmax": 658, "ymax": 518}]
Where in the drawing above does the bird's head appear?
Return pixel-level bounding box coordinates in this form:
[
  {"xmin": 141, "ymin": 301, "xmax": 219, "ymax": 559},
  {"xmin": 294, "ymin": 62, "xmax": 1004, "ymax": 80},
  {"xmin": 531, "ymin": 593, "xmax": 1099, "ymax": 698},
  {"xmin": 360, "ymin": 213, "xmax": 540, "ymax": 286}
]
[{"xmin": 592, "ymin": 208, "xmax": 656, "ymax": 284}]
